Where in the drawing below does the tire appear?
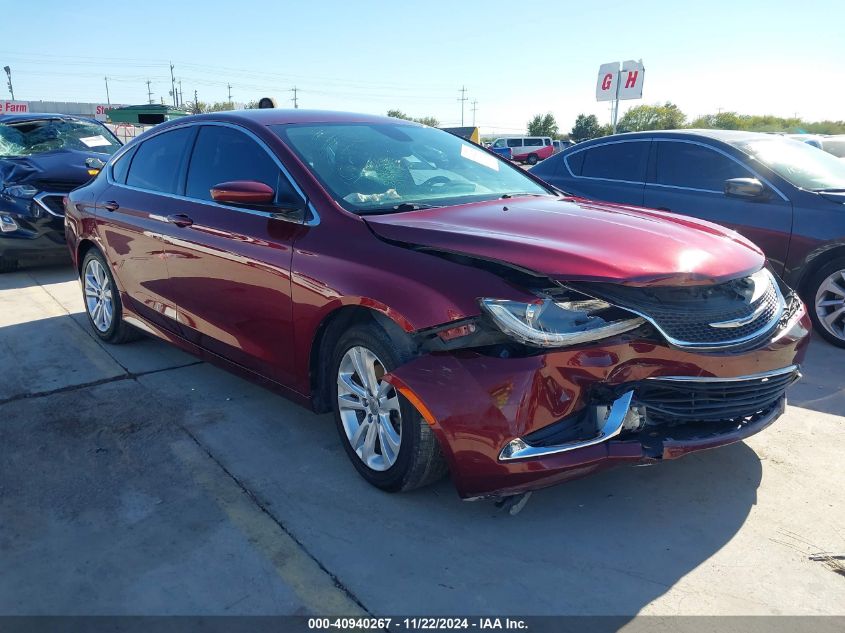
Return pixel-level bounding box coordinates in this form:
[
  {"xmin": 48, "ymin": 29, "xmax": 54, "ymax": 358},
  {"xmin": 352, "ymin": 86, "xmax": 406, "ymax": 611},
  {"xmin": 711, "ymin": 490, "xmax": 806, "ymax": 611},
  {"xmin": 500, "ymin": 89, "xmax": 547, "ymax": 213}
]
[
  {"xmin": 80, "ymin": 249, "xmax": 141, "ymax": 344},
  {"xmin": 330, "ymin": 320, "xmax": 448, "ymax": 492},
  {"xmin": 526, "ymin": 153, "xmax": 539, "ymax": 165},
  {"xmin": 0, "ymin": 257, "xmax": 19, "ymax": 273},
  {"xmin": 807, "ymin": 257, "xmax": 845, "ymax": 348}
]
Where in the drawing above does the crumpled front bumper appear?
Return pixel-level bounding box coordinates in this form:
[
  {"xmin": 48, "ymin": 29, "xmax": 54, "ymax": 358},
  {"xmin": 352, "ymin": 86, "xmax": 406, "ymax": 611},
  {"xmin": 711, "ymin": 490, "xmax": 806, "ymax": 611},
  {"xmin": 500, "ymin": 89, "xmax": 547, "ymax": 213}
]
[
  {"xmin": 0, "ymin": 194, "xmax": 67, "ymax": 260},
  {"xmin": 385, "ymin": 302, "xmax": 811, "ymax": 499}
]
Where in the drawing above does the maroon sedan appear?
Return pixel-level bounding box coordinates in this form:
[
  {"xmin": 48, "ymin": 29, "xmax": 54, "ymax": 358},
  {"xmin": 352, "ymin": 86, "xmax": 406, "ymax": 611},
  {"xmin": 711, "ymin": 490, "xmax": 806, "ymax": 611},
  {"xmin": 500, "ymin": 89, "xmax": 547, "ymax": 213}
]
[{"xmin": 64, "ymin": 110, "xmax": 811, "ymax": 501}]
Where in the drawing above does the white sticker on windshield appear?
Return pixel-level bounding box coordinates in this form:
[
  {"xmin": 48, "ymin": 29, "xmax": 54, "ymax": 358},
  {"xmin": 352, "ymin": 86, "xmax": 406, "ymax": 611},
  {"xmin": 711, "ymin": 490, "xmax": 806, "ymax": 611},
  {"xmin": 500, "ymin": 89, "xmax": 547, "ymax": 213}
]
[
  {"xmin": 461, "ymin": 144, "xmax": 499, "ymax": 171},
  {"xmin": 79, "ymin": 135, "xmax": 112, "ymax": 148}
]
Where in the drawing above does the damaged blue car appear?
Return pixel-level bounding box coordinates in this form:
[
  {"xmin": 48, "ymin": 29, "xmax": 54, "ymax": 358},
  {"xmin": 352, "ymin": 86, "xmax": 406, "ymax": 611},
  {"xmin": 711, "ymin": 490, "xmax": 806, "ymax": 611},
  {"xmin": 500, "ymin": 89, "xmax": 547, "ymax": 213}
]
[{"xmin": 0, "ymin": 114, "xmax": 122, "ymax": 272}]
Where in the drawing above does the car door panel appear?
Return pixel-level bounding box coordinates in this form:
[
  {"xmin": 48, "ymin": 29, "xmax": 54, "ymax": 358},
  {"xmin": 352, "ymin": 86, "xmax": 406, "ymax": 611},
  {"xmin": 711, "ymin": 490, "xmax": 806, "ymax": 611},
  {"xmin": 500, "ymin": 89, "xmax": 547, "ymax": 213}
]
[{"xmin": 643, "ymin": 140, "xmax": 793, "ymax": 274}]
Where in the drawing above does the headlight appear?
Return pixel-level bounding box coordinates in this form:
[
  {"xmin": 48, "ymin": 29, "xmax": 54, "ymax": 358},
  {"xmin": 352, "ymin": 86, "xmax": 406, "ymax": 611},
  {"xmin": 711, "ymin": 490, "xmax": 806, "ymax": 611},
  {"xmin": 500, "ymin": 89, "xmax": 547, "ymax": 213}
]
[
  {"xmin": 480, "ymin": 296, "xmax": 645, "ymax": 347},
  {"xmin": 2, "ymin": 185, "xmax": 39, "ymax": 199}
]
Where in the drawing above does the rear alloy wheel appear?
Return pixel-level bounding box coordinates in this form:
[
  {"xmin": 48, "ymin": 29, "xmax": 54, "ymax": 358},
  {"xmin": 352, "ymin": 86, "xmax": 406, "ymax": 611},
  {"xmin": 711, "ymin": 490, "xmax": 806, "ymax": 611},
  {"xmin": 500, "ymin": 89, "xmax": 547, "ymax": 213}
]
[
  {"xmin": 526, "ymin": 153, "xmax": 539, "ymax": 165},
  {"xmin": 810, "ymin": 258, "xmax": 845, "ymax": 348},
  {"xmin": 81, "ymin": 250, "xmax": 140, "ymax": 344},
  {"xmin": 330, "ymin": 322, "xmax": 447, "ymax": 492}
]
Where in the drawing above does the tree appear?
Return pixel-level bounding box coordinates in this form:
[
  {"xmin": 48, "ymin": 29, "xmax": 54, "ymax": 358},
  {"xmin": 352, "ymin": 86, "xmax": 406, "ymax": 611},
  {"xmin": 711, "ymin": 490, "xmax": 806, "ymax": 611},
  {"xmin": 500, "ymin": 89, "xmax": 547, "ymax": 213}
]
[
  {"xmin": 527, "ymin": 113, "xmax": 559, "ymax": 137},
  {"xmin": 570, "ymin": 114, "xmax": 603, "ymax": 141},
  {"xmin": 617, "ymin": 102, "xmax": 686, "ymax": 132},
  {"xmin": 387, "ymin": 109, "xmax": 440, "ymax": 127},
  {"xmin": 206, "ymin": 101, "xmax": 235, "ymax": 112}
]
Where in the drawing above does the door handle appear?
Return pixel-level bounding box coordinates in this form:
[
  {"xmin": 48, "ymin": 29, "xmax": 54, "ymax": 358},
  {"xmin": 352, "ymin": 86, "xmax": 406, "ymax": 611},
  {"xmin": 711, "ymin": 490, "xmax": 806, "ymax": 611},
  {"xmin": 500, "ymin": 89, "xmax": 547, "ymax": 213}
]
[
  {"xmin": 102, "ymin": 200, "xmax": 119, "ymax": 211},
  {"xmin": 166, "ymin": 214, "xmax": 193, "ymax": 228}
]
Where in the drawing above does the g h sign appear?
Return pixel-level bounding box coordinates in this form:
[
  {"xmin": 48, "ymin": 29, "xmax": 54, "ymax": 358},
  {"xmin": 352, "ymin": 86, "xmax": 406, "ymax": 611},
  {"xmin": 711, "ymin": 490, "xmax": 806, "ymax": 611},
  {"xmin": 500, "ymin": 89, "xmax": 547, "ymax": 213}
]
[{"xmin": 596, "ymin": 60, "xmax": 645, "ymax": 102}]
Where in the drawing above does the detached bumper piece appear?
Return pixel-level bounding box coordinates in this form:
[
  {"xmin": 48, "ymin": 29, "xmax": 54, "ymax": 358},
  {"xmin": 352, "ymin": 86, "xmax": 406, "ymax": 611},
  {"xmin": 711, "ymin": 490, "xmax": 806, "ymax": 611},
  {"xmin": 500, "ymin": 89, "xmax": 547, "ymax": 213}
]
[{"xmin": 499, "ymin": 365, "xmax": 800, "ymax": 462}]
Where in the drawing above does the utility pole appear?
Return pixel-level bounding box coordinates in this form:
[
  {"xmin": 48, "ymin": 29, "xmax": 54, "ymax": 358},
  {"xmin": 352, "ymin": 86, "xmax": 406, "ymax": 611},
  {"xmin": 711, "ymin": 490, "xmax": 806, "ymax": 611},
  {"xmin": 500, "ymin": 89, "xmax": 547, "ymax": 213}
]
[
  {"xmin": 471, "ymin": 100, "xmax": 478, "ymax": 127},
  {"xmin": 178, "ymin": 80, "xmax": 183, "ymax": 107},
  {"xmin": 194, "ymin": 89, "xmax": 198, "ymax": 113},
  {"xmin": 457, "ymin": 86, "xmax": 468, "ymax": 126},
  {"xmin": 227, "ymin": 83, "xmax": 233, "ymax": 105},
  {"xmin": 104, "ymin": 76, "xmax": 110, "ymax": 105},
  {"xmin": 169, "ymin": 62, "xmax": 176, "ymax": 107},
  {"xmin": 146, "ymin": 79, "xmax": 153, "ymax": 104},
  {"xmin": 3, "ymin": 66, "xmax": 14, "ymax": 100},
  {"xmin": 290, "ymin": 86, "xmax": 299, "ymax": 109}
]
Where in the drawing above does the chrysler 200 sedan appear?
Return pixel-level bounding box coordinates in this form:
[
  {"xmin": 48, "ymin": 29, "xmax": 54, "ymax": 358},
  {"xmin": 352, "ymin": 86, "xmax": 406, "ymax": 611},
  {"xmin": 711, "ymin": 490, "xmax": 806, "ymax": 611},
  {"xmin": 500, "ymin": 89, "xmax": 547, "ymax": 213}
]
[{"xmin": 65, "ymin": 110, "xmax": 811, "ymax": 501}]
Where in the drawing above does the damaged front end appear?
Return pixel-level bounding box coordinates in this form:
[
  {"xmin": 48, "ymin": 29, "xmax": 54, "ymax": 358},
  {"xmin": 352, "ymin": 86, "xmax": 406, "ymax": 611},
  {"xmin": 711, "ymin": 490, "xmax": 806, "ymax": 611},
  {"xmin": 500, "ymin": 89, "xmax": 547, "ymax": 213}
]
[{"xmin": 386, "ymin": 268, "xmax": 811, "ymax": 499}]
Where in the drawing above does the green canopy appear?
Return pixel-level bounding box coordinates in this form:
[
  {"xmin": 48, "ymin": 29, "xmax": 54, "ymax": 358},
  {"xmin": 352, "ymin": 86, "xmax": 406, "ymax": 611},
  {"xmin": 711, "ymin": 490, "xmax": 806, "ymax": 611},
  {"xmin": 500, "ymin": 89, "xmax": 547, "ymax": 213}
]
[{"xmin": 106, "ymin": 104, "xmax": 189, "ymax": 125}]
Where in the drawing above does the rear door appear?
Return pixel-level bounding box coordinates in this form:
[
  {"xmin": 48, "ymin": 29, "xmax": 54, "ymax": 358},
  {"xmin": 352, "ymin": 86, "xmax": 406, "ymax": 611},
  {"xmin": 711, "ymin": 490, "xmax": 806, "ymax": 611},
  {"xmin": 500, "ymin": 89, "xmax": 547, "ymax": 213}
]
[
  {"xmin": 643, "ymin": 139, "xmax": 793, "ymax": 272},
  {"xmin": 562, "ymin": 139, "xmax": 650, "ymax": 205},
  {"xmin": 163, "ymin": 123, "xmax": 306, "ymax": 385},
  {"xmin": 98, "ymin": 126, "xmax": 195, "ymax": 332}
]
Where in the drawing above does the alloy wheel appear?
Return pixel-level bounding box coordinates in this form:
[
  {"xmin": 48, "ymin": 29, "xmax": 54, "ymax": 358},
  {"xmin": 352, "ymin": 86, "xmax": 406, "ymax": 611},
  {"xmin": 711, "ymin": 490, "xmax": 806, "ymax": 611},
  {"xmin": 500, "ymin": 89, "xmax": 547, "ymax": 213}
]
[
  {"xmin": 336, "ymin": 345, "xmax": 402, "ymax": 471},
  {"xmin": 815, "ymin": 268, "xmax": 845, "ymax": 342},
  {"xmin": 84, "ymin": 259, "xmax": 114, "ymax": 332}
]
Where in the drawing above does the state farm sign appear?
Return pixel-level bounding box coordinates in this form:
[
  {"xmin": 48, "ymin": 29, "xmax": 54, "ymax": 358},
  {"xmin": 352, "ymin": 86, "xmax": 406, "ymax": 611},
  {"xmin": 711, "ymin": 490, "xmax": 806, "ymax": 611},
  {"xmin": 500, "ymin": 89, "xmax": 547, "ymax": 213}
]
[
  {"xmin": 596, "ymin": 60, "xmax": 645, "ymax": 102},
  {"xmin": 2, "ymin": 101, "xmax": 29, "ymax": 113}
]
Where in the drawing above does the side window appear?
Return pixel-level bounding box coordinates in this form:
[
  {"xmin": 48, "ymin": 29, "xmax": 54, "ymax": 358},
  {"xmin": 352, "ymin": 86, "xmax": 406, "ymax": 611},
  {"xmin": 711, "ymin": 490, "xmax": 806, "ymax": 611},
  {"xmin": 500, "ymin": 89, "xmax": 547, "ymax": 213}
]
[
  {"xmin": 544, "ymin": 138, "xmax": 551, "ymax": 146},
  {"xmin": 492, "ymin": 139, "xmax": 506, "ymax": 148},
  {"xmin": 507, "ymin": 138, "xmax": 522, "ymax": 148},
  {"xmin": 566, "ymin": 151, "xmax": 586, "ymax": 176},
  {"xmin": 110, "ymin": 146, "xmax": 136, "ymax": 184},
  {"xmin": 654, "ymin": 142, "xmax": 752, "ymax": 191},
  {"xmin": 126, "ymin": 127, "xmax": 193, "ymax": 193},
  {"xmin": 580, "ymin": 141, "xmax": 649, "ymax": 182},
  {"xmin": 524, "ymin": 138, "xmax": 543, "ymax": 147},
  {"xmin": 185, "ymin": 126, "xmax": 297, "ymax": 204}
]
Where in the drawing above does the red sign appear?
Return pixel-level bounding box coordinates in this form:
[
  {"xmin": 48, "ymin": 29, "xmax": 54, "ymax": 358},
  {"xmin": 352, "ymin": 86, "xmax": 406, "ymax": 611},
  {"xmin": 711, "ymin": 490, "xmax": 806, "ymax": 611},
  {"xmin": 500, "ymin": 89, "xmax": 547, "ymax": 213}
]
[{"xmin": 2, "ymin": 101, "xmax": 28, "ymax": 113}]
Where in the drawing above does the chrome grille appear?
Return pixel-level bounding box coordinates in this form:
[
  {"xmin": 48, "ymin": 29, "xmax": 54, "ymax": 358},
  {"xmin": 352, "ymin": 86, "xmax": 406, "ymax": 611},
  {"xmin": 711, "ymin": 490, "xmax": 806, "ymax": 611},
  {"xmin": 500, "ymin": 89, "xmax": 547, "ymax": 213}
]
[{"xmin": 576, "ymin": 269, "xmax": 785, "ymax": 349}]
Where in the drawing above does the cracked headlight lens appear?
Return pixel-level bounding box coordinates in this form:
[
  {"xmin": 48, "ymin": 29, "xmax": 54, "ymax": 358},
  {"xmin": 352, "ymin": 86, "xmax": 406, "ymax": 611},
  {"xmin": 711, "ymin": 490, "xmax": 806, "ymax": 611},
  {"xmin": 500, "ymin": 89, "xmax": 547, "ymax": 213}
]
[{"xmin": 480, "ymin": 296, "xmax": 645, "ymax": 348}]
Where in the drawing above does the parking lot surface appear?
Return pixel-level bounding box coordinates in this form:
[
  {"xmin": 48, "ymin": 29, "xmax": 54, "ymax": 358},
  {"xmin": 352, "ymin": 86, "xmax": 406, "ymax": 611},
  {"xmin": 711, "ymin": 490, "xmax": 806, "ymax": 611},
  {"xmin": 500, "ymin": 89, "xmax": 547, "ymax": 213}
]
[{"xmin": 1, "ymin": 262, "xmax": 844, "ymax": 616}]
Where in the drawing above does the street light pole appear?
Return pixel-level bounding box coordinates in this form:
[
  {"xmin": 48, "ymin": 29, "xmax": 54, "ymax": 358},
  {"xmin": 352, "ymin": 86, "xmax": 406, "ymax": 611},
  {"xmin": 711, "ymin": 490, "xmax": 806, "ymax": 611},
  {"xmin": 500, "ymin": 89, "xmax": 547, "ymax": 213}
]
[
  {"xmin": 104, "ymin": 76, "xmax": 110, "ymax": 105},
  {"xmin": 3, "ymin": 66, "xmax": 14, "ymax": 100}
]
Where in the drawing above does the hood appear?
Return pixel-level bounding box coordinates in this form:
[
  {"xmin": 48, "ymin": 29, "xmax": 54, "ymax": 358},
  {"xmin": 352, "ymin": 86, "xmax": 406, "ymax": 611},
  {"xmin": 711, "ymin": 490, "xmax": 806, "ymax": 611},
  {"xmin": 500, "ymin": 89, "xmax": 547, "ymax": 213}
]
[
  {"xmin": 364, "ymin": 196, "xmax": 765, "ymax": 286},
  {"xmin": 0, "ymin": 149, "xmax": 107, "ymax": 190}
]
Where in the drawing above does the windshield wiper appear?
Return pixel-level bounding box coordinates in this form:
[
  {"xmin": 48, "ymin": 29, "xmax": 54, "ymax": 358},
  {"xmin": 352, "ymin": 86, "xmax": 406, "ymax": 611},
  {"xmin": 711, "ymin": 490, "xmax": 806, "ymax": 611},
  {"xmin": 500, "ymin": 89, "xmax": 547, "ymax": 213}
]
[
  {"xmin": 499, "ymin": 192, "xmax": 550, "ymax": 199},
  {"xmin": 357, "ymin": 202, "xmax": 441, "ymax": 215}
]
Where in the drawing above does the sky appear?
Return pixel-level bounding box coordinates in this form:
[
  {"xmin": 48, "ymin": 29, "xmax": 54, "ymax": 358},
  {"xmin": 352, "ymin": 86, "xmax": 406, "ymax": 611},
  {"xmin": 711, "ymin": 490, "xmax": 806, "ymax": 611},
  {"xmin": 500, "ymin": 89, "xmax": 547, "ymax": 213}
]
[{"xmin": 3, "ymin": 0, "xmax": 844, "ymax": 135}]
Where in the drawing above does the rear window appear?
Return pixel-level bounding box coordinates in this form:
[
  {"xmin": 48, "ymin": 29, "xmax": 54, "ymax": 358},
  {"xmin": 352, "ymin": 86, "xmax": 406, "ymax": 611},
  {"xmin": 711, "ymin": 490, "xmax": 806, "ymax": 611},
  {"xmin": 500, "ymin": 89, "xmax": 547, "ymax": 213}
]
[
  {"xmin": 126, "ymin": 127, "xmax": 193, "ymax": 194},
  {"xmin": 578, "ymin": 141, "xmax": 649, "ymax": 182}
]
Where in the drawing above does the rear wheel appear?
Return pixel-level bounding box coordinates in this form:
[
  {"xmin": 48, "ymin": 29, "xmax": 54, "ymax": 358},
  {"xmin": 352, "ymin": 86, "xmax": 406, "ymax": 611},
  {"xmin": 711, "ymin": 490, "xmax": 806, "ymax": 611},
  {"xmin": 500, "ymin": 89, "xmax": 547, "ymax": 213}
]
[
  {"xmin": 808, "ymin": 257, "xmax": 845, "ymax": 348},
  {"xmin": 526, "ymin": 153, "xmax": 539, "ymax": 165},
  {"xmin": 0, "ymin": 257, "xmax": 19, "ymax": 273},
  {"xmin": 330, "ymin": 321, "xmax": 447, "ymax": 492},
  {"xmin": 81, "ymin": 249, "xmax": 140, "ymax": 344}
]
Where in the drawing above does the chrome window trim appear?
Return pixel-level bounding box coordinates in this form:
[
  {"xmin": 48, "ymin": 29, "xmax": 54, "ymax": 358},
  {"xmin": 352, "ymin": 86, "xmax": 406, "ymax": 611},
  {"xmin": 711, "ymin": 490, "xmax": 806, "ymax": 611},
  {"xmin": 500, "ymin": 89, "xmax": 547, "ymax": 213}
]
[
  {"xmin": 106, "ymin": 120, "xmax": 319, "ymax": 226},
  {"xmin": 645, "ymin": 365, "xmax": 798, "ymax": 383},
  {"xmin": 33, "ymin": 191, "xmax": 66, "ymax": 217},
  {"xmin": 647, "ymin": 138, "xmax": 790, "ymax": 202},
  {"xmin": 563, "ymin": 138, "xmax": 650, "ymax": 184}
]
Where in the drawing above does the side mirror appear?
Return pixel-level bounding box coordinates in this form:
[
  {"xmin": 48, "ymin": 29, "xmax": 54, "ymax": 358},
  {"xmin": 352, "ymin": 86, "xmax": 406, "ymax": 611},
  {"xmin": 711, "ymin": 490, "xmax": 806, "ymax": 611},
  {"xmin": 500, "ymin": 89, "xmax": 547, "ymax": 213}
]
[
  {"xmin": 724, "ymin": 178, "xmax": 766, "ymax": 200},
  {"xmin": 211, "ymin": 180, "xmax": 275, "ymax": 206}
]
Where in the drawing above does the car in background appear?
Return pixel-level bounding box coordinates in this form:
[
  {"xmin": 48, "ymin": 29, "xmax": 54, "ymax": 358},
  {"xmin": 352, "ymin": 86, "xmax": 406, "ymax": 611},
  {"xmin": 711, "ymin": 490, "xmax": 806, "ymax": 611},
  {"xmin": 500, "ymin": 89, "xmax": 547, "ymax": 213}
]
[
  {"xmin": 65, "ymin": 110, "xmax": 809, "ymax": 501},
  {"xmin": 786, "ymin": 134, "xmax": 845, "ymax": 160},
  {"xmin": 489, "ymin": 136, "xmax": 553, "ymax": 164},
  {"xmin": 531, "ymin": 130, "xmax": 845, "ymax": 347},
  {"xmin": 0, "ymin": 113, "xmax": 122, "ymax": 272},
  {"xmin": 489, "ymin": 145, "xmax": 513, "ymax": 160},
  {"xmin": 553, "ymin": 139, "xmax": 574, "ymax": 154}
]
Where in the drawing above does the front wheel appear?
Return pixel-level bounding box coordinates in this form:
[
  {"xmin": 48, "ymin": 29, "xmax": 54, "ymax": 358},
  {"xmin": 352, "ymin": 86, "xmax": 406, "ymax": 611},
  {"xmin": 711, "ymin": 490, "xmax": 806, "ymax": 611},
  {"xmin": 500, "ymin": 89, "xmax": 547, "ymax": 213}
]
[
  {"xmin": 330, "ymin": 321, "xmax": 447, "ymax": 492},
  {"xmin": 808, "ymin": 257, "xmax": 845, "ymax": 348}
]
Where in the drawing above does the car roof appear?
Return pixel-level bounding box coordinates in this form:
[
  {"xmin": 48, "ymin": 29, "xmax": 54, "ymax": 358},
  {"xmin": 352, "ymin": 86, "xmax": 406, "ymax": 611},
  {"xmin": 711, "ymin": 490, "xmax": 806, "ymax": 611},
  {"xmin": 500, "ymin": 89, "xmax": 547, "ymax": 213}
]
[
  {"xmin": 170, "ymin": 108, "xmax": 419, "ymax": 127},
  {"xmin": 0, "ymin": 113, "xmax": 100, "ymax": 124},
  {"xmin": 569, "ymin": 129, "xmax": 786, "ymax": 148}
]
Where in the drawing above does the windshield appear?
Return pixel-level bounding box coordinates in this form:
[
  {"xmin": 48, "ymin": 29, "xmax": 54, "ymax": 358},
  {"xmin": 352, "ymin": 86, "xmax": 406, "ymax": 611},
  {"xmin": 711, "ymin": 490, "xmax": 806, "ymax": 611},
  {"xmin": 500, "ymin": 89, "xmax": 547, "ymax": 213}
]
[
  {"xmin": 0, "ymin": 118, "xmax": 121, "ymax": 158},
  {"xmin": 273, "ymin": 123, "xmax": 552, "ymax": 213},
  {"xmin": 733, "ymin": 137, "xmax": 845, "ymax": 191}
]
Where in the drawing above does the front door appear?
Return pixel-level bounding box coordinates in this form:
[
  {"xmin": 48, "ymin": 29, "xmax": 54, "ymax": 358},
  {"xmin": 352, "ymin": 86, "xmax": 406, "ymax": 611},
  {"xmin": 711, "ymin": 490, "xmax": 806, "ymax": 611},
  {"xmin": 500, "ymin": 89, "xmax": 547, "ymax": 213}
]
[
  {"xmin": 643, "ymin": 139, "xmax": 793, "ymax": 273},
  {"xmin": 162, "ymin": 123, "xmax": 305, "ymax": 385}
]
